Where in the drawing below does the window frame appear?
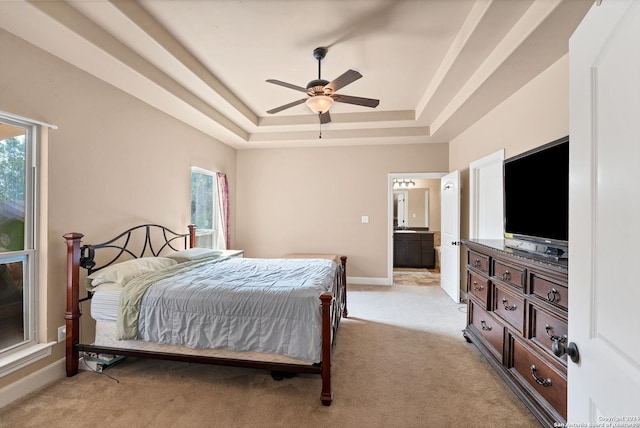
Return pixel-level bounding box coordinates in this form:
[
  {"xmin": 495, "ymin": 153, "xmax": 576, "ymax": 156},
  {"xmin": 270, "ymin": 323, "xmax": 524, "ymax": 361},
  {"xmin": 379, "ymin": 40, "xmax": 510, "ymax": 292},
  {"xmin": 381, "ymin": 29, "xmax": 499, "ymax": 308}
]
[
  {"xmin": 0, "ymin": 111, "xmax": 54, "ymax": 377},
  {"xmin": 190, "ymin": 166, "xmax": 218, "ymax": 249}
]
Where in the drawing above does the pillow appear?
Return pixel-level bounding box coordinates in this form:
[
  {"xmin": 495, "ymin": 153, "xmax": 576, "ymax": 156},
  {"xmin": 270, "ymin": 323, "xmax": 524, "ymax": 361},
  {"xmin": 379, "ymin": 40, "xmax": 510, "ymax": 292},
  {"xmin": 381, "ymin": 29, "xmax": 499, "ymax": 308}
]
[
  {"xmin": 85, "ymin": 257, "xmax": 177, "ymax": 290},
  {"xmin": 165, "ymin": 248, "xmax": 222, "ymax": 263}
]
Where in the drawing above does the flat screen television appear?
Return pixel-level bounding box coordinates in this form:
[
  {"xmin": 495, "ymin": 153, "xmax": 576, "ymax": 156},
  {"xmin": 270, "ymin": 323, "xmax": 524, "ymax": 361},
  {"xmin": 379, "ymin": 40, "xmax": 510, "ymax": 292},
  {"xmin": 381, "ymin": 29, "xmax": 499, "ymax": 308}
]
[{"xmin": 503, "ymin": 136, "xmax": 569, "ymax": 258}]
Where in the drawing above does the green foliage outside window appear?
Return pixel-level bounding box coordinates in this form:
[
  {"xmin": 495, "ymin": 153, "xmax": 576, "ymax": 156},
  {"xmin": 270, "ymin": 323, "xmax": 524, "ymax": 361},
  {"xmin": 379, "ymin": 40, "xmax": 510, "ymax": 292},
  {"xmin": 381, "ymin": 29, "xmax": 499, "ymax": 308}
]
[
  {"xmin": 191, "ymin": 171, "xmax": 213, "ymax": 230},
  {"xmin": 0, "ymin": 137, "xmax": 26, "ymax": 252}
]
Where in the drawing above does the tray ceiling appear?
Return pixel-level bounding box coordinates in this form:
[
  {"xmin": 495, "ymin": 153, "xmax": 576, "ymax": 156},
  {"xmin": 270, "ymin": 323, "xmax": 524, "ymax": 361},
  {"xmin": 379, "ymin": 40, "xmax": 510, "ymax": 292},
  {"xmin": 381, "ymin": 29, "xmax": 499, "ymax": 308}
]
[{"xmin": 0, "ymin": 0, "xmax": 591, "ymax": 148}]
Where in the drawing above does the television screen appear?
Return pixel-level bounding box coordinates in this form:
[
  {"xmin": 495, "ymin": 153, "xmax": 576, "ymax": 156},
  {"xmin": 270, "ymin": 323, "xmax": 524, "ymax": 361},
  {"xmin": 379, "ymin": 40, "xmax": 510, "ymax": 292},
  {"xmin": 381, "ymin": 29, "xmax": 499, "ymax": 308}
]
[{"xmin": 503, "ymin": 136, "xmax": 569, "ymax": 245}]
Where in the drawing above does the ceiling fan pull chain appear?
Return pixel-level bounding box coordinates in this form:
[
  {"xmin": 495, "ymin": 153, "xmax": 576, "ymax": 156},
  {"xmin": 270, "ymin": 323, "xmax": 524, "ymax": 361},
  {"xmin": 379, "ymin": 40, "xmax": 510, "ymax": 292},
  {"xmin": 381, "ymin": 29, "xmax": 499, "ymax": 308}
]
[{"xmin": 319, "ymin": 113, "xmax": 322, "ymax": 139}]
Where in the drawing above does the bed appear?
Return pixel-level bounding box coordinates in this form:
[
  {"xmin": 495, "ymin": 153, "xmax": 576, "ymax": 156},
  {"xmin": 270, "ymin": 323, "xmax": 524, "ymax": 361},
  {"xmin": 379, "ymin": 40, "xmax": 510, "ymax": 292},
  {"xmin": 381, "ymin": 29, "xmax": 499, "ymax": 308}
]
[{"xmin": 63, "ymin": 224, "xmax": 347, "ymax": 405}]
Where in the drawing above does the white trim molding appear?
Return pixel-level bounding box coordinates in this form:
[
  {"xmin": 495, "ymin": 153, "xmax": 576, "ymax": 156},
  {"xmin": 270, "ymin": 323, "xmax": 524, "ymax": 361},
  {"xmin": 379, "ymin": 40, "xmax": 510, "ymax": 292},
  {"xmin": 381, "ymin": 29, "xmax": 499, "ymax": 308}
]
[
  {"xmin": 348, "ymin": 276, "xmax": 391, "ymax": 286},
  {"xmin": 469, "ymin": 150, "xmax": 504, "ymax": 240},
  {"xmin": 0, "ymin": 355, "xmax": 64, "ymax": 409},
  {"xmin": 0, "ymin": 110, "xmax": 58, "ymax": 129},
  {"xmin": 0, "ymin": 342, "xmax": 55, "ymax": 378},
  {"xmin": 0, "ymin": 110, "xmax": 57, "ymax": 129}
]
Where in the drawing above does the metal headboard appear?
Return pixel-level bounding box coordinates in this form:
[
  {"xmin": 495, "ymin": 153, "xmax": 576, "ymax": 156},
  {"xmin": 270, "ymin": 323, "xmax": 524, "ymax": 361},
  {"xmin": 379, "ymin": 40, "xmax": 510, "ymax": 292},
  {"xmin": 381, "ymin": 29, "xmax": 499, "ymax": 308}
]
[{"xmin": 79, "ymin": 224, "xmax": 195, "ymax": 274}]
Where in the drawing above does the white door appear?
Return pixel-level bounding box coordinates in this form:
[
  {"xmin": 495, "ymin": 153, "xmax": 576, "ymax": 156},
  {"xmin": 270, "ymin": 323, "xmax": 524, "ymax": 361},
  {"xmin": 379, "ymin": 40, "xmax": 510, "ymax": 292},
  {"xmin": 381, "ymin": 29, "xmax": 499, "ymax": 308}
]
[
  {"xmin": 440, "ymin": 171, "xmax": 460, "ymax": 303},
  {"xmin": 469, "ymin": 150, "xmax": 504, "ymax": 240},
  {"xmin": 569, "ymin": 0, "xmax": 640, "ymax": 421}
]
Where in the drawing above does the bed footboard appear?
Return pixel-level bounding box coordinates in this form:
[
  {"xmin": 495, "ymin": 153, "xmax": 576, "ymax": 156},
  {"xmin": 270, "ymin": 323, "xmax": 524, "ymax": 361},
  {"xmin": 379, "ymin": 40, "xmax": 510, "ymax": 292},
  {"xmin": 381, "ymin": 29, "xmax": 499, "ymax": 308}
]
[
  {"xmin": 319, "ymin": 255, "xmax": 348, "ymax": 405},
  {"xmin": 320, "ymin": 292, "xmax": 333, "ymax": 405},
  {"xmin": 340, "ymin": 256, "xmax": 348, "ymax": 318}
]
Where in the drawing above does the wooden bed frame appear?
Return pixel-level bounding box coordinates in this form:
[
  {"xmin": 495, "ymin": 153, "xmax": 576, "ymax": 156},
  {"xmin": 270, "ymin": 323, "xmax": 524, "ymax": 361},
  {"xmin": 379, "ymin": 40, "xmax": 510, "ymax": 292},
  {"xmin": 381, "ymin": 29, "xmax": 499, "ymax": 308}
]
[{"xmin": 63, "ymin": 224, "xmax": 347, "ymax": 405}]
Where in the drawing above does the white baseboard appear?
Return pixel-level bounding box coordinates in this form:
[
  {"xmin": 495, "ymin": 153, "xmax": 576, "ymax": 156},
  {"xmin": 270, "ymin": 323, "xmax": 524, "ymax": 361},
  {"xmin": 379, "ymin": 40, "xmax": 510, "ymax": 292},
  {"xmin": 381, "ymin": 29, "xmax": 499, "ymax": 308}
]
[
  {"xmin": 0, "ymin": 358, "xmax": 66, "ymax": 409},
  {"xmin": 347, "ymin": 276, "xmax": 392, "ymax": 286}
]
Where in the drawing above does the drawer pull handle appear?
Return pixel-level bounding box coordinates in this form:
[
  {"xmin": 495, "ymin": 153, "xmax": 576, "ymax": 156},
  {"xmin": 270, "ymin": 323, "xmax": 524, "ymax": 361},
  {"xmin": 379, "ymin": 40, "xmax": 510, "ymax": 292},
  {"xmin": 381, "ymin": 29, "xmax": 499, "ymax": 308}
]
[
  {"xmin": 530, "ymin": 365, "xmax": 552, "ymax": 387},
  {"xmin": 473, "ymin": 259, "xmax": 481, "ymax": 268},
  {"xmin": 502, "ymin": 297, "xmax": 517, "ymax": 311},
  {"xmin": 473, "ymin": 281, "xmax": 484, "ymax": 291},
  {"xmin": 547, "ymin": 288, "xmax": 558, "ymax": 302},
  {"xmin": 544, "ymin": 324, "xmax": 567, "ymax": 343},
  {"xmin": 502, "ymin": 270, "xmax": 511, "ymax": 281},
  {"xmin": 480, "ymin": 320, "xmax": 492, "ymax": 331}
]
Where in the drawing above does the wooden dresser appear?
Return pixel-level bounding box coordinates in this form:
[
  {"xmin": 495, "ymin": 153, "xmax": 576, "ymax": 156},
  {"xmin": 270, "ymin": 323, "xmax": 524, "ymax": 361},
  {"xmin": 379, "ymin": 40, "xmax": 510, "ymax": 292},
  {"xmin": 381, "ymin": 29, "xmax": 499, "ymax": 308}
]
[{"xmin": 462, "ymin": 239, "xmax": 568, "ymax": 427}]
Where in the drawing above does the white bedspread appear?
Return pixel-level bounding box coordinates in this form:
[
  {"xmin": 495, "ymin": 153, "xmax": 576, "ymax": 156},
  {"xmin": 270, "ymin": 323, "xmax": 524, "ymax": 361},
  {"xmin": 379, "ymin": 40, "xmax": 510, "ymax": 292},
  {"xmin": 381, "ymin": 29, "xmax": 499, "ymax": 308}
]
[{"xmin": 136, "ymin": 257, "xmax": 336, "ymax": 363}]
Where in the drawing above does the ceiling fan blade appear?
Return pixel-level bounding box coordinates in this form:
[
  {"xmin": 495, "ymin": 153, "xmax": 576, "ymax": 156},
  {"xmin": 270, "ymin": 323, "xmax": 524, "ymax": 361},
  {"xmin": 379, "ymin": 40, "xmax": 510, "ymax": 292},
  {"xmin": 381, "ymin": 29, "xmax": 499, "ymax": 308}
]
[
  {"xmin": 324, "ymin": 69, "xmax": 362, "ymax": 93},
  {"xmin": 332, "ymin": 94, "xmax": 379, "ymax": 108},
  {"xmin": 320, "ymin": 111, "xmax": 331, "ymax": 124},
  {"xmin": 266, "ymin": 79, "xmax": 308, "ymax": 93},
  {"xmin": 266, "ymin": 98, "xmax": 307, "ymax": 114}
]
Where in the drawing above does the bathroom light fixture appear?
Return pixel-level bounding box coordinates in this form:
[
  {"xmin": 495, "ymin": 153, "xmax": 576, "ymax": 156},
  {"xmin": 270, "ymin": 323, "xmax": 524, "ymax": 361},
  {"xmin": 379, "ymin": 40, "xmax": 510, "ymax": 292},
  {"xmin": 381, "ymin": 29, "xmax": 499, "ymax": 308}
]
[{"xmin": 393, "ymin": 179, "xmax": 416, "ymax": 189}]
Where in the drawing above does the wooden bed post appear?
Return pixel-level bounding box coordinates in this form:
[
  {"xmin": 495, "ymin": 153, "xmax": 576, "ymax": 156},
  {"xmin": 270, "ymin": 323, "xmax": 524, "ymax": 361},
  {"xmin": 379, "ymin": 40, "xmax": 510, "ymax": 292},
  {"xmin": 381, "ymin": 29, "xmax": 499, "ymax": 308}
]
[
  {"xmin": 319, "ymin": 292, "xmax": 333, "ymax": 405},
  {"xmin": 188, "ymin": 224, "xmax": 197, "ymax": 248},
  {"xmin": 63, "ymin": 232, "xmax": 83, "ymax": 377}
]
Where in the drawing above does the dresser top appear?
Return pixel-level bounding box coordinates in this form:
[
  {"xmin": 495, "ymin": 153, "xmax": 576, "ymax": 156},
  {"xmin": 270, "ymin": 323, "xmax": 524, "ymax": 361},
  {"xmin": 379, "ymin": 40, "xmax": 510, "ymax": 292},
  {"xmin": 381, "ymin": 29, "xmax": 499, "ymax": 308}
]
[{"xmin": 464, "ymin": 239, "xmax": 568, "ymax": 272}]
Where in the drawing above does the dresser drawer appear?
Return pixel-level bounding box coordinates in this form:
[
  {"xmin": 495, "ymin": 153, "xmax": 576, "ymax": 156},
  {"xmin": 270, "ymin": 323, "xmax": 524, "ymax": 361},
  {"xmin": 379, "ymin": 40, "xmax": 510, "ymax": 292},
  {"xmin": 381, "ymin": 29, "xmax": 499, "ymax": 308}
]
[
  {"xmin": 493, "ymin": 283, "xmax": 525, "ymax": 333},
  {"xmin": 530, "ymin": 273, "xmax": 568, "ymax": 311},
  {"xmin": 528, "ymin": 303, "xmax": 568, "ymax": 365},
  {"xmin": 469, "ymin": 299, "xmax": 504, "ymax": 360},
  {"xmin": 492, "ymin": 259, "xmax": 525, "ymax": 289},
  {"xmin": 509, "ymin": 335, "xmax": 567, "ymax": 420},
  {"xmin": 467, "ymin": 271, "xmax": 490, "ymax": 308},
  {"xmin": 467, "ymin": 250, "xmax": 490, "ymax": 274}
]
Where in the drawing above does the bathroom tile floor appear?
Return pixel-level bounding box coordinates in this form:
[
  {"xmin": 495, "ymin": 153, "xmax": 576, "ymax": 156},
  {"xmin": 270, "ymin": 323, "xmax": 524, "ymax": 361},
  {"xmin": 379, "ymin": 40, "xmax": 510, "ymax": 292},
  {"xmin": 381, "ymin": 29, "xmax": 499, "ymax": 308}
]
[{"xmin": 392, "ymin": 268, "xmax": 441, "ymax": 286}]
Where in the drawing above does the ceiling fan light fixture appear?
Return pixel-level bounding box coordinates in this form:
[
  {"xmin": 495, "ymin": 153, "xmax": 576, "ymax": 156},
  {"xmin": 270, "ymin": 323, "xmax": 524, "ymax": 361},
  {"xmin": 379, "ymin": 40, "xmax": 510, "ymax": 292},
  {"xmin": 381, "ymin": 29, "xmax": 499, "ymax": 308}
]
[
  {"xmin": 266, "ymin": 47, "xmax": 378, "ymax": 123},
  {"xmin": 305, "ymin": 95, "xmax": 334, "ymax": 114}
]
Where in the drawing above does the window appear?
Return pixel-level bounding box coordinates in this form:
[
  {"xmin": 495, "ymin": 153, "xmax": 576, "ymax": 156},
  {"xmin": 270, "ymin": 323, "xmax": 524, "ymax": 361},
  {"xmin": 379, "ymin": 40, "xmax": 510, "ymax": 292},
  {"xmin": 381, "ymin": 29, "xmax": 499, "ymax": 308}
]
[
  {"xmin": 0, "ymin": 111, "xmax": 54, "ymax": 376},
  {"xmin": 191, "ymin": 167, "xmax": 217, "ymax": 249},
  {"xmin": 0, "ymin": 118, "xmax": 36, "ymax": 358}
]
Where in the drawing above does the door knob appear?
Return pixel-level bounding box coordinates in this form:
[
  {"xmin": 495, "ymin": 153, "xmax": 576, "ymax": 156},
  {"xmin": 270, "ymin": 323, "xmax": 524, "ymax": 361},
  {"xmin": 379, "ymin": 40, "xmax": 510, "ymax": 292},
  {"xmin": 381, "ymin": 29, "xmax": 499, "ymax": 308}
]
[
  {"xmin": 451, "ymin": 241, "xmax": 462, "ymax": 246},
  {"xmin": 552, "ymin": 340, "xmax": 580, "ymax": 363}
]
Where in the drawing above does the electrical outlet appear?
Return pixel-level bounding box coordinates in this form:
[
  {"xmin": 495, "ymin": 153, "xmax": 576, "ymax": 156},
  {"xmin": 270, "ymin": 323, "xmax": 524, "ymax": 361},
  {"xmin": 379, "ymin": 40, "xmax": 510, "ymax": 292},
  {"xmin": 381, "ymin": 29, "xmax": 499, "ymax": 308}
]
[{"xmin": 57, "ymin": 325, "xmax": 66, "ymax": 343}]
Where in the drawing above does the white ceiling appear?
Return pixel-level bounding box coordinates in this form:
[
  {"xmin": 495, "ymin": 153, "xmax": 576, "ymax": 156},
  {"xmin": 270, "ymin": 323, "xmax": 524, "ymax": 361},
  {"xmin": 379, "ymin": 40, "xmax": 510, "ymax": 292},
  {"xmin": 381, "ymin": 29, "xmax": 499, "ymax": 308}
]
[{"xmin": 0, "ymin": 0, "xmax": 591, "ymax": 149}]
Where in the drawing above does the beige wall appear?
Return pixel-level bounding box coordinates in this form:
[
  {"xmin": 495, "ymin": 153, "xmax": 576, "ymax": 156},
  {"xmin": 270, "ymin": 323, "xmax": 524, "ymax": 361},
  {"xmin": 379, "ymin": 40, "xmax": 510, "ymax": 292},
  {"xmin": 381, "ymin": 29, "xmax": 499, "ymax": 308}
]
[
  {"xmin": 235, "ymin": 144, "xmax": 448, "ymax": 278},
  {"xmin": 0, "ymin": 29, "xmax": 235, "ymax": 388},
  {"xmin": 449, "ymin": 55, "xmax": 570, "ymax": 243}
]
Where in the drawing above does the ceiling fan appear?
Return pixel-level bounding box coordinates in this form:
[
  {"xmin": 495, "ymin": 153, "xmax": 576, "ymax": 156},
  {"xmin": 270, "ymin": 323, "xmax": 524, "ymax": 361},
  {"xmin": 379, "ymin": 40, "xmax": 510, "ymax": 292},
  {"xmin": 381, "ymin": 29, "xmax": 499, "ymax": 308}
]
[{"xmin": 266, "ymin": 47, "xmax": 379, "ymax": 124}]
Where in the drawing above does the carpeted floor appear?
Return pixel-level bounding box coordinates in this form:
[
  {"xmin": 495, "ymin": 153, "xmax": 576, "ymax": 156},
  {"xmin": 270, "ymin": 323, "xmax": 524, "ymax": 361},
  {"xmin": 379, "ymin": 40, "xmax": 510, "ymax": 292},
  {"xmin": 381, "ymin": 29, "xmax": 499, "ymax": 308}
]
[{"xmin": 0, "ymin": 282, "xmax": 541, "ymax": 428}]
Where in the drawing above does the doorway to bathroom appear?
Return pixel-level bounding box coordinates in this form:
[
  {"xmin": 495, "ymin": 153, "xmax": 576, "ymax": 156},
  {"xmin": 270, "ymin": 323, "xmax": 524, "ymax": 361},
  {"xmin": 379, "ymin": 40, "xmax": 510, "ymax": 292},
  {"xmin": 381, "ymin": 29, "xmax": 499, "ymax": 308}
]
[{"xmin": 388, "ymin": 172, "xmax": 446, "ymax": 286}]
